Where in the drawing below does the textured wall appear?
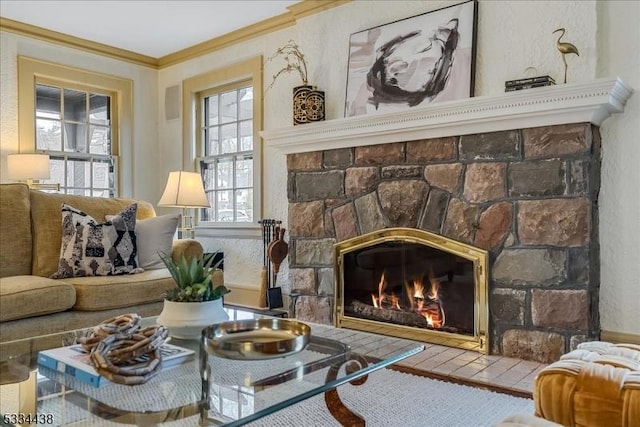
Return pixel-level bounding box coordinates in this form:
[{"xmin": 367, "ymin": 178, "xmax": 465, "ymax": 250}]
[
  {"xmin": 595, "ymin": 1, "xmax": 640, "ymax": 336},
  {"xmin": 0, "ymin": 33, "xmax": 159, "ymax": 200}
]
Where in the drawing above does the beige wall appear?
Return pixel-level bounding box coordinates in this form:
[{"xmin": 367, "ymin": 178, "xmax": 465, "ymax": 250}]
[
  {"xmin": 0, "ymin": 32, "xmax": 159, "ymax": 199},
  {"xmin": 1, "ymin": 0, "xmax": 638, "ymax": 336},
  {"xmin": 595, "ymin": 1, "xmax": 640, "ymax": 336}
]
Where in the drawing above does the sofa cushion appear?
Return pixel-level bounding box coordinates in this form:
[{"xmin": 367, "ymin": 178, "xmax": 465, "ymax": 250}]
[
  {"xmin": 51, "ymin": 203, "xmax": 142, "ymax": 278},
  {"xmin": 0, "ymin": 301, "xmax": 165, "ymax": 344},
  {"xmin": 0, "ymin": 184, "xmax": 33, "ymax": 277},
  {"xmin": 30, "ymin": 191, "xmax": 156, "ymax": 277},
  {"xmin": 0, "ymin": 275, "xmax": 76, "ymax": 322},
  {"xmin": 62, "ymin": 269, "xmax": 176, "ymax": 311}
]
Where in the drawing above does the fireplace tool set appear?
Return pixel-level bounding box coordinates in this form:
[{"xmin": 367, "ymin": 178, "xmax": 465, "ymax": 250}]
[{"xmin": 258, "ymin": 219, "xmax": 288, "ymax": 308}]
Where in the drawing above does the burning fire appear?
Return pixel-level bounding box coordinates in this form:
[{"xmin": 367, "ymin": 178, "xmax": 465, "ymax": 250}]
[
  {"xmin": 371, "ymin": 271, "xmax": 445, "ymax": 329},
  {"xmin": 371, "ymin": 272, "xmax": 400, "ymax": 309}
]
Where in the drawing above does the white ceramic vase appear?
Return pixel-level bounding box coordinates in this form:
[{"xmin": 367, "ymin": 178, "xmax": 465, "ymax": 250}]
[{"xmin": 157, "ymin": 298, "xmax": 229, "ymax": 339}]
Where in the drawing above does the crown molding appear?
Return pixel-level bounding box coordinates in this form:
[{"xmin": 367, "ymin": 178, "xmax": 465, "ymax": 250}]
[
  {"xmin": 0, "ymin": 17, "xmax": 158, "ymax": 68},
  {"xmin": 288, "ymin": 0, "xmax": 351, "ymax": 20},
  {"xmin": 0, "ymin": 1, "xmax": 350, "ymax": 70},
  {"xmin": 262, "ymin": 78, "xmax": 634, "ymax": 154},
  {"xmin": 157, "ymin": 13, "xmax": 294, "ymax": 69},
  {"xmin": 157, "ymin": 1, "xmax": 349, "ymax": 69}
]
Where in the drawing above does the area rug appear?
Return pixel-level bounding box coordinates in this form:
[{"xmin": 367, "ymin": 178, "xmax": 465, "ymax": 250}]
[
  {"xmin": 12, "ymin": 366, "xmax": 534, "ymax": 426},
  {"xmin": 246, "ymin": 367, "xmax": 534, "ymax": 427}
]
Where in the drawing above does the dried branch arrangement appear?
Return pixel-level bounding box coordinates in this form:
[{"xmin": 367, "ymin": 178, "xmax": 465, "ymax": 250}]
[{"xmin": 265, "ymin": 40, "xmax": 309, "ymax": 90}]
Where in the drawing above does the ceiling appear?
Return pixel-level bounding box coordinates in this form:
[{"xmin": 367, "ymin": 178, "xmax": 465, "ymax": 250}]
[{"xmin": 0, "ymin": 1, "xmax": 299, "ymax": 58}]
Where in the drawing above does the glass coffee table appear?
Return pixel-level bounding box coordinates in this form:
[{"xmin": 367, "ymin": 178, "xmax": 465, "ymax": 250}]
[{"xmin": 1, "ymin": 308, "xmax": 424, "ymax": 426}]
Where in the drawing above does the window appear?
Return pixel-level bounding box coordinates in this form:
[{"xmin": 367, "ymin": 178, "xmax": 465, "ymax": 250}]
[
  {"xmin": 18, "ymin": 57, "xmax": 133, "ymax": 197},
  {"xmin": 35, "ymin": 83, "xmax": 116, "ymax": 196},
  {"xmin": 182, "ymin": 56, "xmax": 262, "ymax": 234},
  {"xmin": 199, "ymin": 84, "xmax": 254, "ymax": 222}
]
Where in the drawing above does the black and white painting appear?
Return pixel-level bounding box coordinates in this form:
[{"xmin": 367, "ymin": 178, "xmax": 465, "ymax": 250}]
[{"xmin": 344, "ymin": 0, "xmax": 477, "ymax": 117}]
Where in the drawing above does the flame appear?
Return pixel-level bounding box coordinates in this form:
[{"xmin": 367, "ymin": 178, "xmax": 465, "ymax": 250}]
[
  {"xmin": 389, "ymin": 293, "xmax": 401, "ymax": 309},
  {"xmin": 425, "ymin": 311, "xmax": 441, "ymax": 328},
  {"xmin": 425, "ymin": 313, "xmax": 436, "ymax": 328},
  {"xmin": 365, "ymin": 265, "xmax": 450, "ymax": 332},
  {"xmin": 371, "ymin": 271, "xmax": 444, "ymax": 321},
  {"xmin": 424, "ymin": 274, "xmax": 445, "ymax": 328},
  {"xmin": 424, "ymin": 307, "xmax": 445, "ymax": 329},
  {"xmin": 427, "ymin": 276, "xmax": 440, "ymax": 301},
  {"xmin": 405, "ymin": 282, "xmax": 415, "ymax": 309},
  {"xmin": 372, "ymin": 271, "xmax": 386, "ymax": 308},
  {"xmin": 411, "ymin": 274, "xmax": 445, "ymax": 329},
  {"xmin": 371, "ymin": 271, "xmax": 403, "ymax": 309},
  {"xmin": 413, "ymin": 280, "xmax": 425, "ymax": 299}
]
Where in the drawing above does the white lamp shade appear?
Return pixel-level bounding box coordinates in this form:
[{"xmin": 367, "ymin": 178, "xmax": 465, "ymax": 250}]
[
  {"xmin": 7, "ymin": 153, "xmax": 51, "ymax": 180},
  {"xmin": 158, "ymin": 171, "xmax": 210, "ymax": 208}
]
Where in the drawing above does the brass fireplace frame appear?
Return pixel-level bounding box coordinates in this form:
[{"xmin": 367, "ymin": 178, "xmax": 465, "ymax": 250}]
[{"xmin": 333, "ymin": 228, "xmax": 489, "ymax": 354}]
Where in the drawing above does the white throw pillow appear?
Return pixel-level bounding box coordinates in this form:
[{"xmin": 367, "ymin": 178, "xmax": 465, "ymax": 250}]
[
  {"xmin": 106, "ymin": 213, "xmax": 179, "ymax": 269},
  {"xmin": 137, "ymin": 214, "xmax": 180, "ymax": 269}
]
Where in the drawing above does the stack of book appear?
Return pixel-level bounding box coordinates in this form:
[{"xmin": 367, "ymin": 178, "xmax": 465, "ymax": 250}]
[
  {"xmin": 38, "ymin": 343, "xmax": 195, "ymax": 387},
  {"xmin": 505, "ymin": 76, "xmax": 556, "ymax": 92}
]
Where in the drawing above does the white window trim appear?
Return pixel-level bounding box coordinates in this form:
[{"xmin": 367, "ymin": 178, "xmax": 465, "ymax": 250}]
[
  {"xmin": 18, "ymin": 56, "xmax": 133, "ymax": 196},
  {"xmin": 182, "ymin": 56, "xmax": 263, "ymax": 238}
]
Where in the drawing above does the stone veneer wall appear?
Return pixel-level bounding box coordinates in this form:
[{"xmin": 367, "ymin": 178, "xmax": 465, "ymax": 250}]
[{"xmin": 286, "ymin": 123, "xmax": 601, "ymax": 363}]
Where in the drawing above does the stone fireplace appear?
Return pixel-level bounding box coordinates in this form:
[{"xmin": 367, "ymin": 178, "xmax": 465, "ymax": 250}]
[{"xmin": 262, "ymin": 78, "xmax": 632, "ymax": 363}]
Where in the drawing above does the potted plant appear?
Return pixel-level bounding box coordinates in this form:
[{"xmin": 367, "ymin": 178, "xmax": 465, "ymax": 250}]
[
  {"xmin": 265, "ymin": 40, "xmax": 325, "ymax": 125},
  {"xmin": 157, "ymin": 252, "xmax": 230, "ymax": 339}
]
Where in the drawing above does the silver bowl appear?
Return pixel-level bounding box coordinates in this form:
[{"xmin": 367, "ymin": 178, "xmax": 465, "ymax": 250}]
[{"xmin": 202, "ymin": 318, "xmax": 310, "ymax": 360}]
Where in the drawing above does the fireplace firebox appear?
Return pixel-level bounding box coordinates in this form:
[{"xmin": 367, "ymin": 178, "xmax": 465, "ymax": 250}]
[{"xmin": 334, "ymin": 228, "xmax": 489, "ymax": 354}]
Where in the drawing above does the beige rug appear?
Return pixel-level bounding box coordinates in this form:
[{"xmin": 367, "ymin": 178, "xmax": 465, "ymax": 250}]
[
  {"xmin": 24, "ymin": 367, "xmax": 534, "ymax": 426},
  {"xmin": 246, "ymin": 368, "xmax": 534, "ymax": 427}
]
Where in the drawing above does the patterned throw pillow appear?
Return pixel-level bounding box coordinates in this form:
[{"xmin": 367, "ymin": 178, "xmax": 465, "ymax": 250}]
[{"xmin": 51, "ymin": 203, "xmax": 143, "ymax": 278}]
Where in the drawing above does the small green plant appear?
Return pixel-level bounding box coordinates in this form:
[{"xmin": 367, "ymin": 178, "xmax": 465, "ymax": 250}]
[{"xmin": 160, "ymin": 252, "xmax": 229, "ymax": 302}]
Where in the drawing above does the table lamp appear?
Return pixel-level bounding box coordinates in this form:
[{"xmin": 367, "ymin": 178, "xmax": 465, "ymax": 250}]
[
  {"xmin": 158, "ymin": 171, "xmax": 210, "ymax": 239},
  {"xmin": 7, "ymin": 153, "xmax": 60, "ymax": 191}
]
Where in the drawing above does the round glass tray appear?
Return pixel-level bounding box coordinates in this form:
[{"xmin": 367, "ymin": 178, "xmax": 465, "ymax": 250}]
[{"xmin": 203, "ymin": 318, "xmax": 311, "ymax": 360}]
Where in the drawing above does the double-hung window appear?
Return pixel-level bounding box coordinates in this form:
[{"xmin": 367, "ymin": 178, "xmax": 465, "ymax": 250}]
[
  {"xmin": 35, "ymin": 82, "xmax": 116, "ymax": 197},
  {"xmin": 18, "ymin": 57, "xmax": 133, "ymax": 197},
  {"xmin": 199, "ymin": 83, "xmax": 254, "ymax": 222},
  {"xmin": 183, "ymin": 56, "xmax": 262, "ymax": 233}
]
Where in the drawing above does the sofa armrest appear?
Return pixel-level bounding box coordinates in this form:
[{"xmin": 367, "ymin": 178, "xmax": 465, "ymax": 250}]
[{"xmin": 171, "ymin": 239, "xmax": 204, "ymax": 263}]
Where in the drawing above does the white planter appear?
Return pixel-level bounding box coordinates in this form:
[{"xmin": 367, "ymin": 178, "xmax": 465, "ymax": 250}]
[{"xmin": 157, "ymin": 298, "xmax": 229, "ymax": 339}]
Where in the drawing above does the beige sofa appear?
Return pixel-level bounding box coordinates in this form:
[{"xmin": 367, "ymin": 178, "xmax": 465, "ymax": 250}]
[{"xmin": 0, "ymin": 184, "xmax": 202, "ymax": 344}]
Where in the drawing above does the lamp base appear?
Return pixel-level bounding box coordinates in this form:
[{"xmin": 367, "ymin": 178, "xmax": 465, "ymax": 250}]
[
  {"xmin": 178, "ymin": 208, "xmax": 195, "ymax": 240},
  {"xmin": 177, "ymin": 228, "xmax": 195, "ymax": 240},
  {"xmin": 25, "ymin": 179, "xmax": 60, "ymax": 192}
]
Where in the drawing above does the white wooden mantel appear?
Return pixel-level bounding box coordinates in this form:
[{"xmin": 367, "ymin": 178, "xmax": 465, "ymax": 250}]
[{"xmin": 261, "ymin": 78, "xmax": 633, "ymax": 155}]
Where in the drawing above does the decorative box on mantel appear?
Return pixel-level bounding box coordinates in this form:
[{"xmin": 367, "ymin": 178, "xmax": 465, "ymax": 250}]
[{"xmin": 260, "ymin": 78, "xmax": 633, "ymax": 363}]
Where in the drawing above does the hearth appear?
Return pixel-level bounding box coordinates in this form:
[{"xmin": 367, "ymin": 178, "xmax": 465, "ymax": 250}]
[{"xmin": 334, "ymin": 228, "xmax": 488, "ymax": 353}]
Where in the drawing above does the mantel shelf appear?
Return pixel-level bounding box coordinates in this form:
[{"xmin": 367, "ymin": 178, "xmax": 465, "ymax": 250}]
[{"xmin": 261, "ymin": 78, "xmax": 633, "ymax": 154}]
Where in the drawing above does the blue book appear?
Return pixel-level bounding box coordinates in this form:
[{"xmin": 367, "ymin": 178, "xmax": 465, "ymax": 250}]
[{"xmin": 37, "ymin": 343, "xmax": 195, "ymax": 387}]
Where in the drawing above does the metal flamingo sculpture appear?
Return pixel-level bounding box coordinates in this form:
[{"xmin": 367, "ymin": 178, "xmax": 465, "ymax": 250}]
[{"xmin": 553, "ymin": 28, "xmax": 580, "ymax": 83}]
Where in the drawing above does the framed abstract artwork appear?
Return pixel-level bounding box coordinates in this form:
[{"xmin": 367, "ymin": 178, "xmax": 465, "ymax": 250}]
[{"xmin": 344, "ymin": 0, "xmax": 478, "ymax": 117}]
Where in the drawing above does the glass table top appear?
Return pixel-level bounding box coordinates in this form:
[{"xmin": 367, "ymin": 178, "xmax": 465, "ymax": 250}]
[{"xmin": 1, "ymin": 308, "xmax": 424, "ymax": 426}]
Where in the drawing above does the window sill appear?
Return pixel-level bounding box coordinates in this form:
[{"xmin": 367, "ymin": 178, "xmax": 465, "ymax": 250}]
[{"xmin": 196, "ymin": 224, "xmax": 262, "ymax": 239}]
